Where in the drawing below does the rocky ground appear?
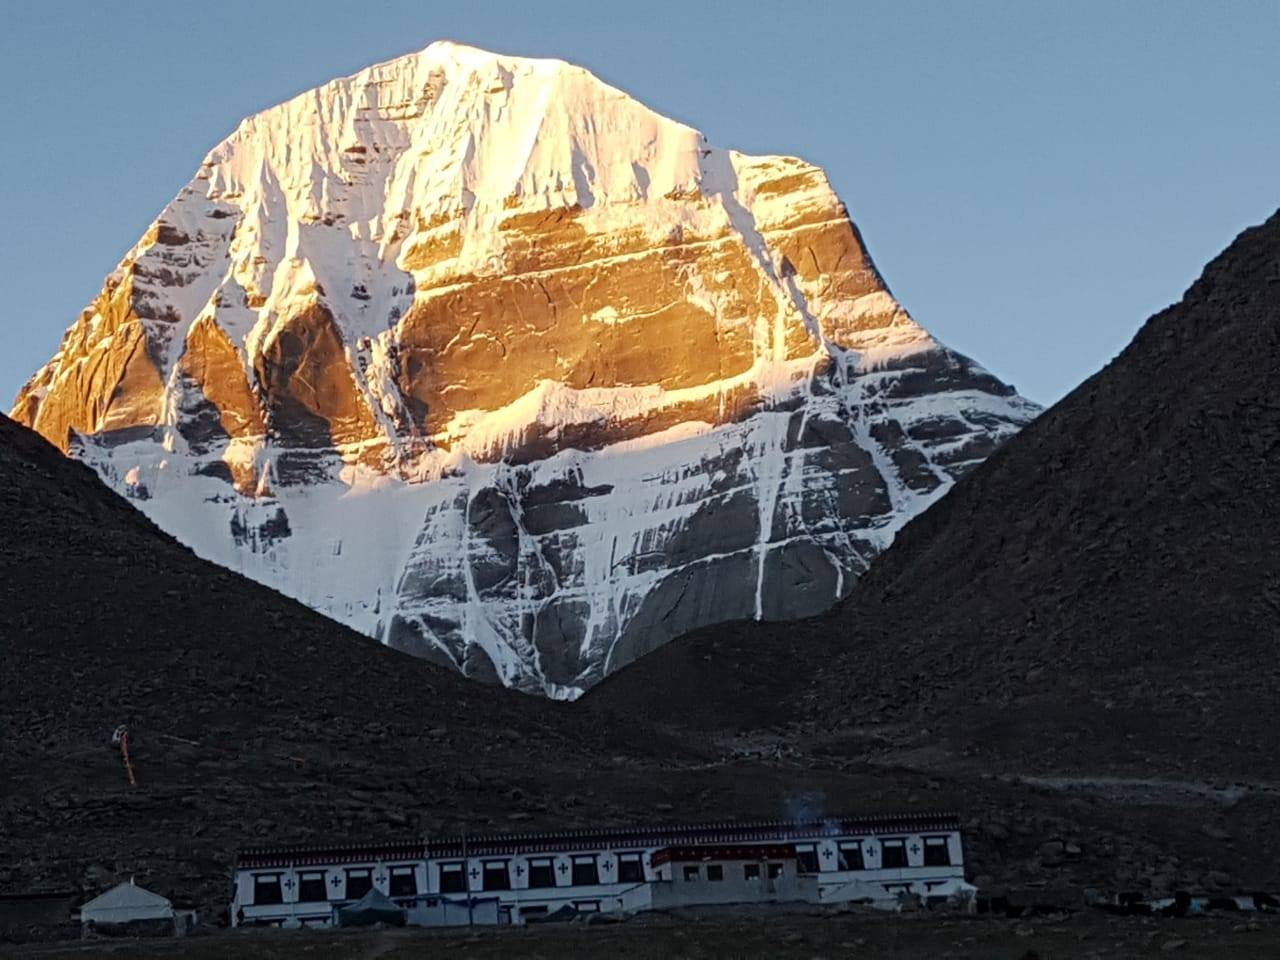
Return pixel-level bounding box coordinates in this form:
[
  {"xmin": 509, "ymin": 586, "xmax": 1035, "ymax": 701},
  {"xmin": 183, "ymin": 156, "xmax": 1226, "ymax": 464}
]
[{"xmin": 7, "ymin": 911, "xmax": 1280, "ymax": 959}]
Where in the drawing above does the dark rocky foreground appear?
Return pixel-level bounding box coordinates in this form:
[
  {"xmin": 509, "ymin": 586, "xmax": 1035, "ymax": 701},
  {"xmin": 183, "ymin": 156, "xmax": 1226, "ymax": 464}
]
[
  {"xmin": 5, "ymin": 911, "xmax": 1280, "ymax": 959},
  {"xmin": 0, "ymin": 411, "xmax": 737, "ymax": 918}
]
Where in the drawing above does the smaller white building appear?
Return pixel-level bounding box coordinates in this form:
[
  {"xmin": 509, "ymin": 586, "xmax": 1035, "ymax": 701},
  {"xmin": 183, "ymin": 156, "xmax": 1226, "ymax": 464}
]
[{"xmin": 78, "ymin": 880, "xmax": 194, "ymax": 937}]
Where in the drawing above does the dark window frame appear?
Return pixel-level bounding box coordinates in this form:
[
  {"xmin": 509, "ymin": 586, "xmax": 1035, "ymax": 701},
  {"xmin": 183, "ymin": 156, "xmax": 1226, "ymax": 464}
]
[
  {"xmin": 682, "ymin": 865, "xmax": 700, "ymax": 881},
  {"xmin": 616, "ymin": 852, "xmax": 644, "ymax": 884},
  {"xmin": 344, "ymin": 868, "xmax": 373, "ymax": 899},
  {"xmin": 795, "ymin": 844, "xmax": 820, "ymax": 874},
  {"xmin": 252, "ymin": 873, "xmax": 283, "ymax": 906},
  {"xmin": 838, "ymin": 840, "xmax": 866, "ymax": 871},
  {"xmin": 296, "ymin": 871, "xmax": 327, "ymax": 903},
  {"xmin": 923, "ymin": 836, "xmax": 951, "ymax": 867},
  {"xmin": 527, "ymin": 858, "xmax": 556, "ymax": 889},
  {"xmin": 571, "ymin": 855, "xmax": 600, "ymax": 886},
  {"xmin": 438, "ymin": 861, "xmax": 467, "ymax": 894},
  {"xmin": 881, "ymin": 838, "xmax": 908, "ymax": 869},
  {"xmin": 482, "ymin": 860, "xmax": 511, "ymax": 892},
  {"xmin": 744, "ymin": 863, "xmax": 761, "ymax": 881},
  {"xmin": 706, "ymin": 864, "xmax": 724, "ymax": 882},
  {"xmin": 388, "ymin": 865, "xmax": 418, "ymax": 897},
  {"xmin": 767, "ymin": 863, "xmax": 783, "ymax": 879}
]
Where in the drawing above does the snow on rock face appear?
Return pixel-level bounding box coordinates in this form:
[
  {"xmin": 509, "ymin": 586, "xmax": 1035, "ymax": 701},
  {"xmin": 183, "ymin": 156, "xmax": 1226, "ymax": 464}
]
[{"xmin": 13, "ymin": 41, "xmax": 1039, "ymax": 696}]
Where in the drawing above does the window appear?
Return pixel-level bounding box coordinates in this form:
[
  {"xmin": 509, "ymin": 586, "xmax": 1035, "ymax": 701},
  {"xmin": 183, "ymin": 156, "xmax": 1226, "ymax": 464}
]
[
  {"xmin": 682, "ymin": 865, "xmax": 700, "ymax": 881},
  {"xmin": 527, "ymin": 858, "xmax": 556, "ymax": 889},
  {"xmin": 617, "ymin": 852, "xmax": 644, "ymax": 884},
  {"xmin": 571, "ymin": 855, "xmax": 599, "ymax": 886},
  {"xmin": 438, "ymin": 862, "xmax": 466, "ymax": 894},
  {"xmin": 520, "ymin": 906, "xmax": 549, "ymax": 919},
  {"xmin": 344, "ymin": 868, "xmax": 372, "ymax": 899},
  {"xmin": 297, "ymin": 871, "xmax": 327, "ymax": 903},
  {"xmin": 881, "ymin": 839, "xmax": 908, "ymax": 869},
  {"xmin": 744, "ymin": 863, "xmax": 761, "ymax": 881},
  {"xmin": 573, "ymin": 900, "xmax": 601, "ymax": 913},
  {"xmin": 388, "ymin": 865, "xmax": 418, "ymax": 897},
  {"xmin": 767, "ymin": 863, "xmax": 783, "ymax": 879},
  {"xmin": 795, "ymin": 844, "xmax": 820, "ymax": 874},
  {"xmin": 253, "ymin": 874, "xmax": 283, "ymax": 906},
  {"xmin": 706, "ymin": 865, "xmax": 724, "ymax": 882},
  {"xmin": 482, "ymin": 860, "xmax": 510, "ymax": 891},
  {"xmin": 838, "ymin": 842, "xmax": 865, "ymax": 871},
  {"xmin": 924, "ymin": 836, "xmax": 951, "ymax": 867}
]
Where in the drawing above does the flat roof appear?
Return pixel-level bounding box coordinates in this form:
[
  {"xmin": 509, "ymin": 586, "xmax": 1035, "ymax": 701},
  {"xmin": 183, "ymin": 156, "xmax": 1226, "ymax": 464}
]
[{"xmin": 236, "ymin": 812, "xmax": 961, "ymax": 869}]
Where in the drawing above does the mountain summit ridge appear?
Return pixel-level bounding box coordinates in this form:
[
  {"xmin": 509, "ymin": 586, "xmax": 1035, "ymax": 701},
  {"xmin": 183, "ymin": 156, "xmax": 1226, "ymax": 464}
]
[{"xmin": 13, "ymin": 41, "xmax": 1037, "ymax": 695}]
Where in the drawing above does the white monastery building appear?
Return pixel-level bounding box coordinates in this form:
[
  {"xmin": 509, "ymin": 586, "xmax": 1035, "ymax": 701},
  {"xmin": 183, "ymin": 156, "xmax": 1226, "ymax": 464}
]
[{"xmin": 231, "ymin": 813, "xmax": 971, "ymax": 928}]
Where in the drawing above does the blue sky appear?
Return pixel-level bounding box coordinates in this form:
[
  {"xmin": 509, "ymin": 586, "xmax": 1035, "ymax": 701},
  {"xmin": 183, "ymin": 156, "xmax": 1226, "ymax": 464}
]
[{"xmin": 1, "ymin": 1, "xmax": 1276, "ymax": 407}]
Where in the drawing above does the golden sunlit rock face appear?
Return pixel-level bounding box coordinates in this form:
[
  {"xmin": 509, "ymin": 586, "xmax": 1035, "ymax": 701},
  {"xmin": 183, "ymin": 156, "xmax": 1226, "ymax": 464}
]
[{"xmin": 12, "ymin": 42, "xmax": 1038, "ymax": 696}]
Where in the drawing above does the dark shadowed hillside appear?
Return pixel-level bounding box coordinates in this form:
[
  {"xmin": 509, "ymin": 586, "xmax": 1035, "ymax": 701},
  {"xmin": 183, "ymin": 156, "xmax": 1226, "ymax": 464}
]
[
  {"xmin": 0, "ymin": 413, "xmax": 707, "ymax": 921},
  {"xmin": 593, "ymin": 210, "xmax": 1280, "ymax": 883},
  {"xmin": 596, "ymin": 210, "xmax": 1280, "ymax": 768}
]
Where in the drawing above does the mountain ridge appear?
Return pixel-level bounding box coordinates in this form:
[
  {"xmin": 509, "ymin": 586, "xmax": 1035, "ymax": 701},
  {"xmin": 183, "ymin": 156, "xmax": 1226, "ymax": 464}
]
[{"xmin": 13, "ymin": 41, "xmax": 1037, "ymax": 695}]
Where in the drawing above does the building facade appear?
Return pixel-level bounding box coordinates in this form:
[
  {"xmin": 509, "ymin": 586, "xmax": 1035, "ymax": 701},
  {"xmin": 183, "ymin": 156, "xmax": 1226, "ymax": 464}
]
[{"xmin": 231, "ymin": 812, "xmax": 966, "ymax": 928}]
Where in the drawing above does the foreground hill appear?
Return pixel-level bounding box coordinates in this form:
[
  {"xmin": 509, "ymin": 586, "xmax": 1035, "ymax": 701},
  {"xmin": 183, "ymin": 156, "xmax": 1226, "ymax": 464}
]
[
  {"xmin": 12, "ymin": 41, "xmax": 1035, "ymax": 696},
  {"xmin": 0, "ymin": 411, "xmax": 697, "ymax": 920}
]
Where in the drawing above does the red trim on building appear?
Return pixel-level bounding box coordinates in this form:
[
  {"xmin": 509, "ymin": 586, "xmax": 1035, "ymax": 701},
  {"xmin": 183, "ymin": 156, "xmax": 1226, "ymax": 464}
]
[
  {"xmin": 651, "ymin": 844, "xmax": 796, "ymax": 867},
  {"xmin": 237, "ymin": 841, "xmax": 425, "ymax": 870},
  {"xmin": 235, "ymin": 813, "xmax": 961, "ymax": 870}
]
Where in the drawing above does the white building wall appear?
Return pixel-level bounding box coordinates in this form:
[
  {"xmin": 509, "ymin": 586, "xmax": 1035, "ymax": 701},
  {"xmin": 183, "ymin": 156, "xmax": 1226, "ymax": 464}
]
[{"xmin": 232, "ymin": 827, "xmax": 967, "ymax": 928}]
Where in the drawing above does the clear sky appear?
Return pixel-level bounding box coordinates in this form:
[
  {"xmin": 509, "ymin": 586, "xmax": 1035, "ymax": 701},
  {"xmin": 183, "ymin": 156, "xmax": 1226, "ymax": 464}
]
[{"xmin": 1, "ymin": 1, "xmax": 1276, "ymax": 407}]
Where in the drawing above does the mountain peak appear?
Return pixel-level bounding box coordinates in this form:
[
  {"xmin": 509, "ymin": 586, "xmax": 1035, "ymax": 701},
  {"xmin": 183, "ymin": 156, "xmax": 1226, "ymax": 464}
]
[
  {"xmin": 14, "ymin": 45, "xmax": 1037, "ymax": 696},
  {"xmin": 204, "ymin": 33, "xmax": 705, "ymax": 227}
]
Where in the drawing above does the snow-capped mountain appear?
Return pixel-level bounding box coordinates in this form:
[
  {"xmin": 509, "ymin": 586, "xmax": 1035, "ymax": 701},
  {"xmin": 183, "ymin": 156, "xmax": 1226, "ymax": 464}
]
[{"xmin": 13, "ymin": 41, "xmax": 1038, "ymax": 697}]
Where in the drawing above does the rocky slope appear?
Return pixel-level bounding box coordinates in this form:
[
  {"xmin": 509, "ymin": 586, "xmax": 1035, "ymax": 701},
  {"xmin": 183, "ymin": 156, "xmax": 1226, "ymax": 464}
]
[
  {"xmin": 595, "ymin": 209, "xmax": 1280, "ymax": 784},
  {"xmin": 0, "ymin": 410, "xmax": 731, "ymax": 923},
  {"xmin": 12, "ymin": 41, "xmax": 1037, "ymax": 696}
]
